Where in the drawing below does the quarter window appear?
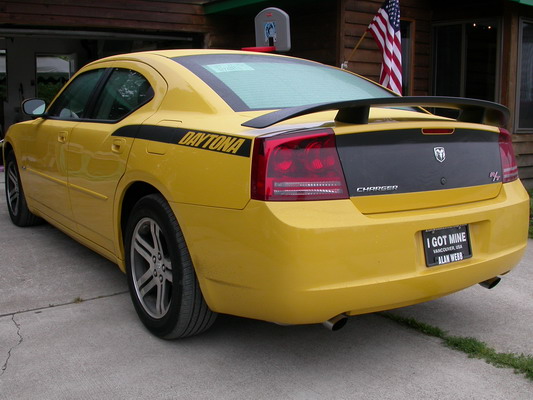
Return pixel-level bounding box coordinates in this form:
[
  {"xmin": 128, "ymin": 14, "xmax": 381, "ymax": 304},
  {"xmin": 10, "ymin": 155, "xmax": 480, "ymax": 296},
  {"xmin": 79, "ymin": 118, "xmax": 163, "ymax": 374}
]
[
  {"xmin": 48, "ymin": 69, "xmax": 104, "ymax": 119},
  {"xmin": 93, "ymin": 68, "xmax": 153, "ymax": 121}
]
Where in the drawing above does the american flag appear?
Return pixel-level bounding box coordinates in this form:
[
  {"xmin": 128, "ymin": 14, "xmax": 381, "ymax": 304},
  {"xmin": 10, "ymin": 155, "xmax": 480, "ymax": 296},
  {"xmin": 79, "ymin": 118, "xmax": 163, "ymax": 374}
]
[{"xmin": 367, "ymin": 0, "xmax": 402, "ymax": 94}]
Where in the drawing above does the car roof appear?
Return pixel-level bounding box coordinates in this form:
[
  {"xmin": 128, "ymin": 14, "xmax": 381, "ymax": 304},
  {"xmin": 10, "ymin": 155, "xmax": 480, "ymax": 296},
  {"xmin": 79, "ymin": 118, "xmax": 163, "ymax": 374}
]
[{"xmin": 94, "ymin": 49, "xmax": 289, "ymax": 64}]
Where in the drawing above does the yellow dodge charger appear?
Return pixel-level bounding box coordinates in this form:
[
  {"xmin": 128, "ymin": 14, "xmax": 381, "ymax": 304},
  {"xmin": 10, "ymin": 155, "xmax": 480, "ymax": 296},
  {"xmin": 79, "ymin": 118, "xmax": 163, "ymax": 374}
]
[{"xmin": 3, "ymin": 50, "xmax": 529, "ymax": 338}]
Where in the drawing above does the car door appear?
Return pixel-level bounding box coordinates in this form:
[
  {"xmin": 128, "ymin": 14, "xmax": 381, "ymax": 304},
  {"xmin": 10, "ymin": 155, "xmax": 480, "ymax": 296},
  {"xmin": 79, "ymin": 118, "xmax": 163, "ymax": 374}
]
[
  {"xmin": 66, "ymin": 62, "xmax": 164, "ymax": 253},
  {"xmin": 22, "ymin": 69, "xmax": 105, "ymax": 231}
]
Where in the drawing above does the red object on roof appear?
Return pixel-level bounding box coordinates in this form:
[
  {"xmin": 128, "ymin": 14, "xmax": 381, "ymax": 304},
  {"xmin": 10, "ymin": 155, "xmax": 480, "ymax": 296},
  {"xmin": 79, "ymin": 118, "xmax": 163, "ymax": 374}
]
[{"xmin": 241, "ymin": 46, "xmax": 276, "ymax": 53}]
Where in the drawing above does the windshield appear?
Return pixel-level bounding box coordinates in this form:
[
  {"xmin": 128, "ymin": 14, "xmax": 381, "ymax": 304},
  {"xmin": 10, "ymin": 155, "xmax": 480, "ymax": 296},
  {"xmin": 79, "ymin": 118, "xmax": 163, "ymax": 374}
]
[{"xmin": 173, "ymin": 54, "xmax": 395, "ymax": 112}]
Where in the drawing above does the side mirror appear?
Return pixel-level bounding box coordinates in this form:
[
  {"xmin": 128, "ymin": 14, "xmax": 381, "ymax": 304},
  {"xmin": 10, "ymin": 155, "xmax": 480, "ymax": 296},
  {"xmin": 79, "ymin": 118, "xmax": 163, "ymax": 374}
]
[{"xmin": 22, "ymin": 99, "xmax": 47, "ymax": 118}]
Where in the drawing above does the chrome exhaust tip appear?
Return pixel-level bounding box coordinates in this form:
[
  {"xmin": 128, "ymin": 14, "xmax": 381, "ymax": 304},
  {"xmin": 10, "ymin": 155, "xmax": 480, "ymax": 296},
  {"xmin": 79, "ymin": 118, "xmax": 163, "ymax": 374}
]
[
  {"xmin": 322, "ymin": 314, "xmax": 348, "ymax": 331},
  {"xmin": 479, "ymin": 276, "xmax": 501, "ymax": 289}
]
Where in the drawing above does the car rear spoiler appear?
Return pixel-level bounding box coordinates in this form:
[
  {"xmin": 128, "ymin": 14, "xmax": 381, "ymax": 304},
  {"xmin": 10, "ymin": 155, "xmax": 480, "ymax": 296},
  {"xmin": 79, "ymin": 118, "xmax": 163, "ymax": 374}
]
[{"xmin": 241, "ymin": 96, "xmax": 509, "ymax": 129}]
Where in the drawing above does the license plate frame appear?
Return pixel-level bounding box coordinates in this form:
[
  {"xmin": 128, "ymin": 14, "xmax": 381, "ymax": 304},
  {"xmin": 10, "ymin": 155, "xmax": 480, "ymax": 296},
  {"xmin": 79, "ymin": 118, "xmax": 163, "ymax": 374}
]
[{"xmin": 422, "ymin": 225, "xmax": 472, "ymax": 267}]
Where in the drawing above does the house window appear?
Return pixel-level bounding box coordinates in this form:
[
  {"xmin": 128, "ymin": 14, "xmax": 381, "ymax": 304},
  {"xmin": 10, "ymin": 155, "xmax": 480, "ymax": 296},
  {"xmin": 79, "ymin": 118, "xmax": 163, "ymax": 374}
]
[
  {"xmin": 36, "ymin": 54, "xmax": 75, "ymax": 106},
  {"xmin": 0, "ymin": 49, "xmax": 6, "ymax": 101},
  {"xmin": 517, "ymin": 20, "xmax": 533, "ymax": 131},
  {"xmin": 433, "ymin": 21, "xmax": 500, "ymax": 101},
  {"xmin": 0, "ymin": 49, "xmax": 6, "ymax": 135}
]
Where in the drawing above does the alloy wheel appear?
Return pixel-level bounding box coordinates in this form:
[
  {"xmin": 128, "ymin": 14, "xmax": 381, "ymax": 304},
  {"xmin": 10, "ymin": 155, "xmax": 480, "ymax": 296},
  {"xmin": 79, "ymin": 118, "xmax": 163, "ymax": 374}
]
[
  {"xmin": 6, "ymin": 161, "xmax": 20, "ymax": 217},
  {"xmin": 130, "ymin": 217, "xmax": 173, "ymax": 319}
]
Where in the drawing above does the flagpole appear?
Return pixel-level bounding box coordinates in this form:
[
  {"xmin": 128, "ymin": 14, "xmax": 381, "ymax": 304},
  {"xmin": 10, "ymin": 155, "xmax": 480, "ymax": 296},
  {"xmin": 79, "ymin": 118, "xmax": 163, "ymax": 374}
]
[
  {"xmin": 348, "ymin": 31, "xmax": 368, "ymax": 63},
  {"xmin": 342, "ymin": 31, "xmax": 367, "ymax": 69}
]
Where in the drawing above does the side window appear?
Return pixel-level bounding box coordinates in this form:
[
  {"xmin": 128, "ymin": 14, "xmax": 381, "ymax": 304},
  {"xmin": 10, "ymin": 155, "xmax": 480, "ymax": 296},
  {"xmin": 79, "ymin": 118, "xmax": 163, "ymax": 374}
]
[
  {"xmin": 93, "ymin": 68, "xmax": 153, "ymax": 121},
  {"xmin": 48, "ymin": 69, "xmax": 104, "ymax": 119}
]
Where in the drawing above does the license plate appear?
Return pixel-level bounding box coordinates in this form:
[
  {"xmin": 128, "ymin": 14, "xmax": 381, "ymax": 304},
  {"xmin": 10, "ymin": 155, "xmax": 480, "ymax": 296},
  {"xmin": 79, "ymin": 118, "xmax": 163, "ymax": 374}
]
[{"xmin": 422, "ymin": 225, "xmax": 472, "ymax": 267}]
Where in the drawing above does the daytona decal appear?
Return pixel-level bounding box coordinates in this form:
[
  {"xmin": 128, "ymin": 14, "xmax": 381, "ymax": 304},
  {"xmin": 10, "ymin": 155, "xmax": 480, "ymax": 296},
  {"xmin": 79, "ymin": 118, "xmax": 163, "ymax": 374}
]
[
  {"xmin": 112, "ymin": 125, "xmax": 251, "ymax": 157},
  {"xmin": 178, "ymin": 131, "xmax": 248, "ymax": 155}
]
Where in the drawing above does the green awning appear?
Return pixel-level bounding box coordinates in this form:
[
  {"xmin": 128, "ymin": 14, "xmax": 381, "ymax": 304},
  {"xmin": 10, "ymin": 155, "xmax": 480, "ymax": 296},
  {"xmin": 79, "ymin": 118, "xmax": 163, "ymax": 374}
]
[
  {"xmin": 509, "ymin": 0, "xmax": 533, "ymax": 6},
  {"xmin": 203, "ymin": 0, "xmax": 310, "ymax": 14},
  {"xmin": 204, "ymin": 0, "xmax": 267, "ymax": 14}
]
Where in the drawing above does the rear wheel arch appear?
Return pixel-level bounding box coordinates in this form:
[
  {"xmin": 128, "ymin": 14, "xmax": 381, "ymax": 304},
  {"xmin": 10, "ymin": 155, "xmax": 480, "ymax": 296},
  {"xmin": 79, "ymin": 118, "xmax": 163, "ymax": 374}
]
[
  {"xmin": 121, "ymin": 188, "xmax": 217, "ymax": 338},
  {"xmin": 3, "ymin": 141, "xmax": 14, "ymax": 160},
  {"xmin": 120, "ymin": 181, "xmax": 160, "ymax": 239}
]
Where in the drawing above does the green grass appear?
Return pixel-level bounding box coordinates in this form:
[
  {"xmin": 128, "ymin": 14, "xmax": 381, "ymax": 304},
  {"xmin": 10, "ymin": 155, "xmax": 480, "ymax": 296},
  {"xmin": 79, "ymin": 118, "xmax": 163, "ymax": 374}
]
[{"xmin": 382, "ymin": 312, "xmax": 533, "ymax": 381}]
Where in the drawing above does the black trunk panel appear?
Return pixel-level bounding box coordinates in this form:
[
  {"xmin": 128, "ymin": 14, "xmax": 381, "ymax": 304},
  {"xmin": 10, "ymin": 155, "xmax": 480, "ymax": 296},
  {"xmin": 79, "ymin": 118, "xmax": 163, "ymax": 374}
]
[{"xmin": 336, "ymin": 129, "xmax": 501, "ymax": 196}]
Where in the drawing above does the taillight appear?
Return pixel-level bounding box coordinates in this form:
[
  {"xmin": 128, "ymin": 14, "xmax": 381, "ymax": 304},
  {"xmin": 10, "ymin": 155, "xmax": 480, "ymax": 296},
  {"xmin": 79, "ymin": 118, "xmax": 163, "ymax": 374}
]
[
  {"xmin": 499, "ymin": 128, "xmax": 518, "ymax": 183},
  {"xmin": 251, "ymin": 129, "xmax": 348, "ymax": 201}
]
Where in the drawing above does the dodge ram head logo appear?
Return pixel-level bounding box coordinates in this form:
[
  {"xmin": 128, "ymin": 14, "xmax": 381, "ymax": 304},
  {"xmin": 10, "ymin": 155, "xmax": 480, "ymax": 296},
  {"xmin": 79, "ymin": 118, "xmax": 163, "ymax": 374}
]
[{"xmin": 434, "ymin": 147, "xmax": 446, "ymax": 163}]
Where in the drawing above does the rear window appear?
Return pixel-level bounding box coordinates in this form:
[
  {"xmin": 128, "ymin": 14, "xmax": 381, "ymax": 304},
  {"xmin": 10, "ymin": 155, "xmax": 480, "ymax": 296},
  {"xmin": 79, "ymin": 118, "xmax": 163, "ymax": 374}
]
[{"xmin": 173, "ymin": 54, "xmax": 394, "ymax": 112}]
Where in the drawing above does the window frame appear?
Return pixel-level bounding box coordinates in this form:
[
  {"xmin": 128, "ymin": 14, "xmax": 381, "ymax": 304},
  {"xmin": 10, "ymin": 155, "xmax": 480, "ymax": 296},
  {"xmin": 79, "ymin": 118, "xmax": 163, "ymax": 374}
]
[
  {"xmin": 400, "ymin": 18, "xmax": 415, "ymax": 96},
  {"xmin": 0, "ymin": 49, "xmax": 7, "ymax": 101},
  {"xmin": 515, "ymin": 18, "xmax": 533, "ymax": 133}
]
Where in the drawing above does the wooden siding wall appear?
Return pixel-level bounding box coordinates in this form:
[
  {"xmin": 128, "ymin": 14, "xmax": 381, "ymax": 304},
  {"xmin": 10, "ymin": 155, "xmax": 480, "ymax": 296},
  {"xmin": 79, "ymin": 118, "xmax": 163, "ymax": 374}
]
[
  {"xmin": 341, "ymin": 0, "xmax": 431, "ymax": 95},
  {"xmin": 515, "ymin": 136, "xmax": 533, "ymax": 186},
  {"xmin": 0, "ymin": 0, "xmax": 207, "ymax": 33},
  {"xmin": 206, "ymin": 12, "xmax": 256, "ymax": 53}
]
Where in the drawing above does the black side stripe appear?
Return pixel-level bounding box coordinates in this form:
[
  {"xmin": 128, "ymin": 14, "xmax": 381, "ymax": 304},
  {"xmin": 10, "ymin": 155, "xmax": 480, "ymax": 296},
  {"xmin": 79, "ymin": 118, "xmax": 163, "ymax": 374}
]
[{"xmin": 112, "ymin": 125, "xmax": 252, "ymax": 157}]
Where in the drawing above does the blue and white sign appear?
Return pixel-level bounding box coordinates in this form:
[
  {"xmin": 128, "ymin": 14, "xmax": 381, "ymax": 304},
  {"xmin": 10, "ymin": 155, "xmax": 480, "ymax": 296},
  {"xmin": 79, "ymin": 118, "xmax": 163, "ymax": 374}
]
[{"xmin": 254, "ymin": 7, "xmax": 291, "ymax": 51}]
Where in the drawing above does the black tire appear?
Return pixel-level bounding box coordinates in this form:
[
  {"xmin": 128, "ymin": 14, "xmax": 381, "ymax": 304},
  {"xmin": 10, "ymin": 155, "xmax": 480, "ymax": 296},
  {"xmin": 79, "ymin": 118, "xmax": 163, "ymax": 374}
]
[
  {"xmin": 124, "ymin": 193, "xmax": 217, "ymax": 339},
  {"xmin": 4, "ymin": 151, "xmax": 42, "ymax": 227}
]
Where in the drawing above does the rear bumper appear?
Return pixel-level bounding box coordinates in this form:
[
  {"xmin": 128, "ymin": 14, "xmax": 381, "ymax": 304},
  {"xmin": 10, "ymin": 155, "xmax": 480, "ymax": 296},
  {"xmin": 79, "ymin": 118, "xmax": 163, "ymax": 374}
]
[{"xmin": 171, "ymin": 180, "xmax": 529, "ymax": 325}]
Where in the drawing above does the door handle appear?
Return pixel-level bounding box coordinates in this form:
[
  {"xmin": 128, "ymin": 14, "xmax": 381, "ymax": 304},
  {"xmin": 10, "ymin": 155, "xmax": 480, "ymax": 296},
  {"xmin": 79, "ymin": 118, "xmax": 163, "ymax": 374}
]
[
  {"xmin": 58, "ymin": 131, "xmax": 69, "ymax": 143},
  {"xmin": 112, "ymin": 138, "xmax": 126, "ymax": 154}
]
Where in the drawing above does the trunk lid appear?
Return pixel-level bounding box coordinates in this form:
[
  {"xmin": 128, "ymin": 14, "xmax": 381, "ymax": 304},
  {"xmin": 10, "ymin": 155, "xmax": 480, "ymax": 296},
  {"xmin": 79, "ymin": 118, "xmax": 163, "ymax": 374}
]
[{"xmin": 335, "ymin": 126, "xmax": 503, "ymax": 214}]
